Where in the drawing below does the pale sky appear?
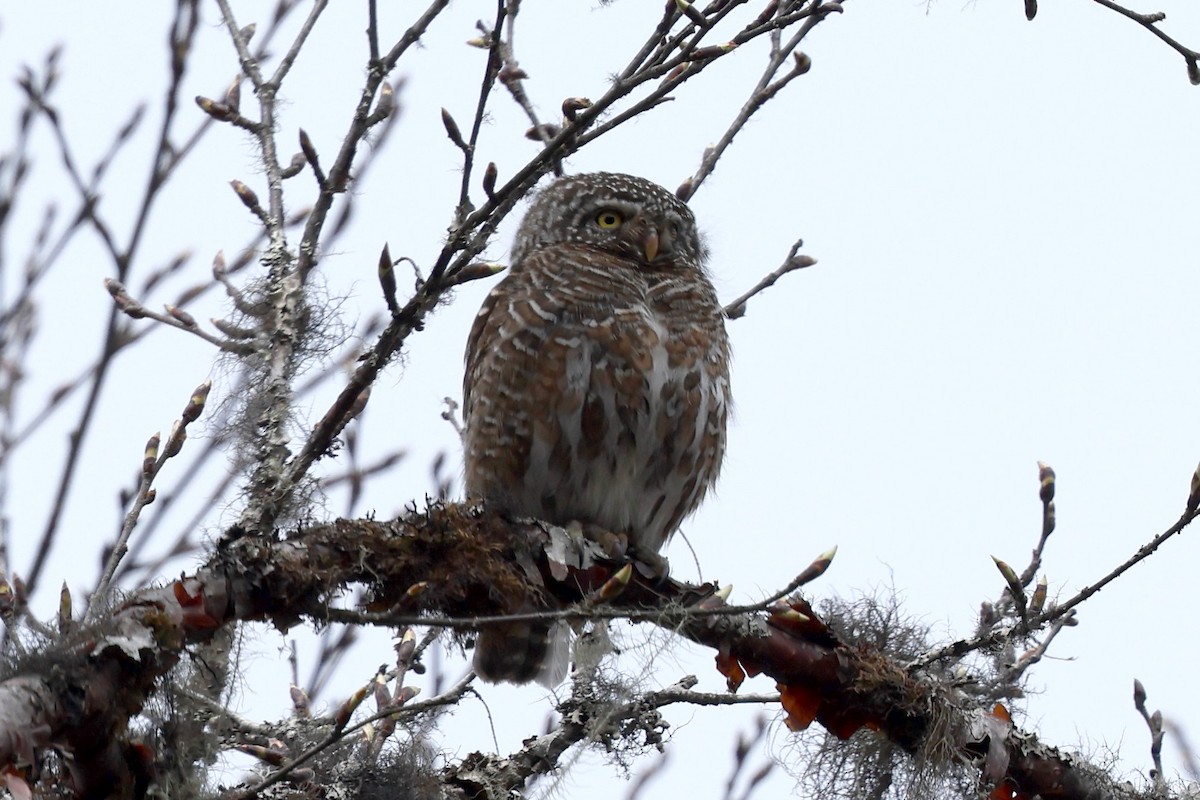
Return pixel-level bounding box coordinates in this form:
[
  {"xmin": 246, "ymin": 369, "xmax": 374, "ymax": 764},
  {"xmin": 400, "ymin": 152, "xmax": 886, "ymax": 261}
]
[{"xmin": 2, "ymin": 2, "xmax": 1199, "ymax": 797}]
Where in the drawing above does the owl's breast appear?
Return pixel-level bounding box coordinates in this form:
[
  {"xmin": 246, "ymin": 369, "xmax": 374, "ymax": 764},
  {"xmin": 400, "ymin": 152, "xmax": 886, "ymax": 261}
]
[
  {"xmin": 463, "ymin": 254, "xmax": 729, "ymax": 554},
  {"xmin": 528, "ymin": 304, "xmax": 727, "ymax": 551}
]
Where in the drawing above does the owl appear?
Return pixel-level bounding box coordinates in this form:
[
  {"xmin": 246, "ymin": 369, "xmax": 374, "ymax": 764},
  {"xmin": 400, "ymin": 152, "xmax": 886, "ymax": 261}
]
[{"xmin": 463, "ymin": 172, "xmax": 731, "ymax": 685}]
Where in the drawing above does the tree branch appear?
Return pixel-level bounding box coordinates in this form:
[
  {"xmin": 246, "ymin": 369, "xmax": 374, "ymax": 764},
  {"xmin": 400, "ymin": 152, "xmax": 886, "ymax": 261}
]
[
  {"xmin": 1087, "ymin": 0, "xmax": 1200, "ymax": 83},
  {"xmin": 0, "ymin": 504, "xmax": 1169, "ymax": 799}
]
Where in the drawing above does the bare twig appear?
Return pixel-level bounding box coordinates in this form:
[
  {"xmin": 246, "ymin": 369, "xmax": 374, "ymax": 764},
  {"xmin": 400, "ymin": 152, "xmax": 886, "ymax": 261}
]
[
  {"xmin": 232, "ymin": 672, "xmax": 475, "ymax": 798},
  {"xmin": 724, "ymin": 239, "xmax": 816, "ymax": 319},
  {"xmin": 24, "ymin": 0, "xmax": 203, "ymax": 595},
  {"xmin": 912, "ymin": 498, "xmax": 1200, "ymax": 668},
  {"xmin": 268, "ymin": 0, "xmax": 330, "ymax": 89},
  {"xmin": 1048, "ymin": 504, "xmax": 1199, "ymax": 623},
  {"xmin": 681, "ymin": 11, "xmax": 821, "ymax": 199},
  {"xmin": 367, "ymin": 0, "xmax": 381, "ymax": 63},
  {"xmin": 1086, "ymin": 0, "xmax": 1200, "ymax": 83},
  {"xmin": 1017, "ymin": 461, "xmax": 1057, "ymax": 587},
  {"xmin": 448, "ymin": 1, "xmax": 506, "ymax": 221},
  {"xmin": 445, "ymin": 674, "xmax": 778, "ymax": 794},
  {"xmin": 1132, "ymin": 679, "xmax": 1166, "ymax": 788},
  {"xmin": 86, "ymin": 380, "xmax": 211, "ymax": 621}
]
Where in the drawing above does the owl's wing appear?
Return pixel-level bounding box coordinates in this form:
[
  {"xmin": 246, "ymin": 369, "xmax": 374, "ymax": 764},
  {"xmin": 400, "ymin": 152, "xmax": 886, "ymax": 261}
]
[
  {"xmin": 462, "ymin": 275, "xmax": 508, "ymax": 414},
  {"xmin": 464, "ymin": 251, "xmax": 628, "ymax": 413},
  {"xmin": 462, "ymin": 249, "xmax": 652, "ymax": 505},
  {"xmin": 463, "ymin": 261, "xmax": 564, "ymax": 502}
]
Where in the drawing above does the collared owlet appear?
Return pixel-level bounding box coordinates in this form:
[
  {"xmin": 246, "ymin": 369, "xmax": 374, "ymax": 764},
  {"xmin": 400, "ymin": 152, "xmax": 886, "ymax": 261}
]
[{"xmin": 463, "ymin": 172, "xmax": 731, "ymax": 685}]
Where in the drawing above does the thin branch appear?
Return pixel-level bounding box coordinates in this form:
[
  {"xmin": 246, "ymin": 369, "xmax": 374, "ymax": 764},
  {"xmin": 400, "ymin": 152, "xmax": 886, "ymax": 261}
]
[
  {"xmin": 1017, "ymin": 461, "xmax": 1057, "ymax": 587},
  {"xmin": 1045, "ymin": 505, "xmax": 1199, "ymax": 622},
  {"xmin": 85, "ymin": 380, "xmax": 211, "ymax": 622},
  {"xmin": 104, "ymin": 280, "xmax": 253, "ymax": 353},
  {"xmin": 231, "ymin": 672, "xmax": 475, "ymax": 798},
  {"xmin": 294, "ymin": 0, "xmax": 452, "ymax": 284},
  {"xmin": 268, "ymin": 0, "xmax": 330, "ymax": 88},
  {"xmin": 1132, "ymin": 679, "xmax": 1166, "ymax": 788},
  {"xmin": 444, "ymin": 676, "xmax": 778, "ymax": 794},
  {"xmin": 451, "ymin": 0, "xmax": 506, "ymax": 220},
  {"xmin": 25, "ymin": 0, "xmax": 202, "ymax": 595},
  {"xmin": 682, "ymin": 11, "xmax": 819, "ymax": 199},
  {"xmin": 367, "ymin": 0, "xmax": 380, "ymax": 63},
  {"xmin": 912, "ymin": 502, "xmax": 1200, "ymax": 667},
  {"xmin": 1087, "ymin": 0, "xmax": 1200, "ymax": 83},
  {"xmin": 723, "ymin": 239, "xmax": 815, "ymax": 319}
]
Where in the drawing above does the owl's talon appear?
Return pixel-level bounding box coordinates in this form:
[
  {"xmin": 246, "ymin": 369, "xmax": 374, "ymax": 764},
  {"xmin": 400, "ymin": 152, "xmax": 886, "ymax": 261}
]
[
  {"xmin": 629, "ymin": 547, "xmax": 670, "ymax": 580},
  {"xmin": 575, "ymin": 522, "xmax": 629, "ymax": 560}
]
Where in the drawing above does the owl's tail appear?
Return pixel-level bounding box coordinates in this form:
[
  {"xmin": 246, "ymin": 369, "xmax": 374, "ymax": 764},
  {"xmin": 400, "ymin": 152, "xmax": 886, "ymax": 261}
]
[{"xmin": 473, "ymin": 619, "xmax": 570, "ymax": 687}]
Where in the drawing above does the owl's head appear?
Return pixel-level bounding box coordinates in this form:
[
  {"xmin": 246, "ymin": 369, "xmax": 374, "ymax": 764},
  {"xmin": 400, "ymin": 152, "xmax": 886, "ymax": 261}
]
[{"xmin": 510, "ymin": 172, "xmax": 708, "ymax": 270}]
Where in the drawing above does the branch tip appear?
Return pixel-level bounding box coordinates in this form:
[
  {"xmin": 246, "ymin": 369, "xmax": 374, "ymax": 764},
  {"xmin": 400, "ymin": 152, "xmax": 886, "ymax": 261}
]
[
  {"xmin": 143, "ymin": 432, "xmax": 161, "ymax": 476},
  {"xmin": 675, "ymin": 0, "xmax": 706, "ymax": 26},
  {"xmin": 441, "ymin": 107, "xmax": 467, "ymax": 150},
  {"xmin": 1037, "ymin": 460, "xmax": 1056, "ymax": 504},
  {"xmin": 482, "ymin": 161, "xmax": 498, "ymax": 201},
  {"xmin": 1187, "ymin": 460, "xmax": 1200, "ymax": 514},
  {"xmin": 378, "ymin": 244, "xmax": 400, "ymax": 314},
  {"xmin": 181, "ymin": 379, "xmax": 213, "ymax": 424}
]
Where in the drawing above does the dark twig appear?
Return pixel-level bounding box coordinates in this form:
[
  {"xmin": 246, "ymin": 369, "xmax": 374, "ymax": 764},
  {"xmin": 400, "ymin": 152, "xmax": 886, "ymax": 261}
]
[
  {"xmin": 446, "ymin": 675, "xmax": 779, "ymax": 794},
  {"xmin": 681, "ymin": 13, "xmax": 819, "ymax": 199},
  {"xmin": 86, "ymin": 380, "xmax": 212, "ymax": 621},
  {"xmin": 1086, "ymin": 0, "xmax": 1200, "ymax": 83},
  {"xmin": 269, "ymin": 0, "xmax": 330, "ymax": 88},
  {"xmin": 367, "ymin": 0, "xmax": 380, "ymax": 63},
  {"xmin": 1016, "ymin": 461, "xmax": 1058, "ymax": 587},
  {"xmin": 294, "ymin": 0, "xmax": 452, "ymax": 285},
  {"xmin": 232, "ymin": 673, "xmax": 475, "ymax": 798},
  {"xmin": 25, "ymin": 0, "xmax": 203, "ymax": 595},
  {"xmin": 449, "ymin": 1, "xmax": 506, "ymax": 222},
  {"xmin": 724, "ymin": 239, "xmax": 815, "ymax": 319},
  {"xmin": 1132, "ymin": 679, "xmax": 1166, "ymax": 788},
  {"xmin": 1046, "ymin": 505, "xmax": 1199, "ymax": 623},
  {"xmin": 912, "ymin": 499, "xmax": 1200, "ymax": 668}
]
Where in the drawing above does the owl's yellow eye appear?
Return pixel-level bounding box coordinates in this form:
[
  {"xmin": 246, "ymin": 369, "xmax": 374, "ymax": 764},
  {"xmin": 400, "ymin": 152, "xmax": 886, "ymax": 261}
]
[{"xmin": 594, "ymin": 209, "xmax": 624, "ymax": 229}]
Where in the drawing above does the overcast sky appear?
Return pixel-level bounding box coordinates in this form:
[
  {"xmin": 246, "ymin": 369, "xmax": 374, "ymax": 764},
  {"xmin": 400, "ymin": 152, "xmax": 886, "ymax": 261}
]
[{"xmin": 2, "ymin": 1, "xmax": 1199, "ymax": 797}]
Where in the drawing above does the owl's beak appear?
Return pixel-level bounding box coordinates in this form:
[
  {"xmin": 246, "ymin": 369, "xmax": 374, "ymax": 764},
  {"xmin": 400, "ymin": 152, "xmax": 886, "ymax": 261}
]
[{"xmin": 642, "ymin": 227, "xmax": 660, "ymax": 262}]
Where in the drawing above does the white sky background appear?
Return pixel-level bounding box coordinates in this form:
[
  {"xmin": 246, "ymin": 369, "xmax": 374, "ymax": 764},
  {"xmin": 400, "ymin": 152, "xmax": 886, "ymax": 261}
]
[{"xmin": 1, "ymin": 1, "xmax": 1199, "ymax": 797}]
